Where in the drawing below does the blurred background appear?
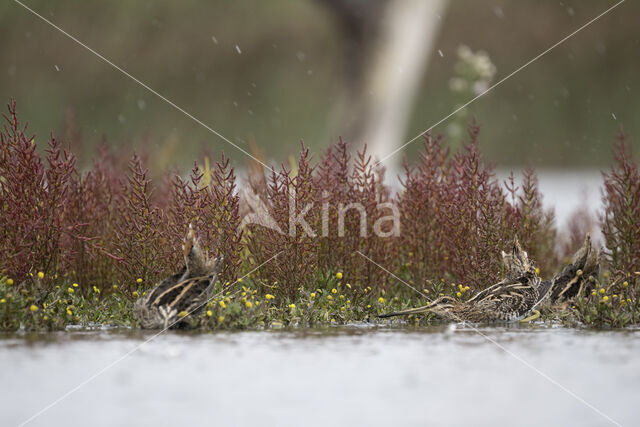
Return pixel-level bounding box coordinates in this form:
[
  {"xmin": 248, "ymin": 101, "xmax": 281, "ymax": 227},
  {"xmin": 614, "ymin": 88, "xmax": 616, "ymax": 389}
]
[{"xmin": 0, "ymin": 0, "xmax": 637, "ymax": 174}]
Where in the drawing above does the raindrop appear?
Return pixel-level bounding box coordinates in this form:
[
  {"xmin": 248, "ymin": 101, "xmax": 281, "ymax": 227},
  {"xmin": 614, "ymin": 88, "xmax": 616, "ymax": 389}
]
[
  {"xmin": 251, "ymin": 82, "xmax": 257, "ymax": 88},
  {"xmin": 248, "ymin": 109, "xmax": 254, "ymax": 116},
  {"xmin": 233, "ymin": 101, "xmax": 238, "ymax": 107},
  {"xmin": 54, "ymin": 64, "xmax": 60, "ymax": 71},
  {"xmin": 567, "ymin": 7, "xmax": 575, "ymax": 16},
  {"xmin": 118, "ymin": 114, "xmax": 125, "ymax": 123},
  {"xmin": 611, "ymin": 113, "xmax": 617, "ymax": 120},
  {"xmin": 307, "ymin": 69, "xmax": 313, "ymax": 75},
  {"xmin": 235, "ymin": 44, "xmax": 242, "ymax": 54},
  {"xmin": 137, "ymin": 99, "xmax": 146, "ymax": 110},
  {"xmin": 211, "ymin": 35, "xmax": 218, "ymax": 44},
  {"xmin": 296, "ymin": 51, "xmax": 306, "ymax": 62},
  {"xmin": 438, "ymin": 49, "xmax": 443, "ymax": 57},
  {"xmin": 493, "ymin": 7, "xmax": 504, "ymax": 18}
]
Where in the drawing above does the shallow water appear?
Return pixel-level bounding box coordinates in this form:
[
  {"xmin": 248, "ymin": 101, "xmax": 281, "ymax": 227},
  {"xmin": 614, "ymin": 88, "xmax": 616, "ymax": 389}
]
[{"xmin": 1, "ymin": 324, "xmax": 637, "ymax": 427}]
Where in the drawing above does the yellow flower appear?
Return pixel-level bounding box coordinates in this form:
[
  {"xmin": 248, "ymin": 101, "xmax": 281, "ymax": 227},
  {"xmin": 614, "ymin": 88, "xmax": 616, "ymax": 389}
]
[
  {"xmin": 327, "ymin": 295, "xmax": 333, "ymax": 301},
  {"xmin": 0, "ymin": 299, "xmax": 5, "ymax": 304},
  {"xmin": 310, "ymin": 292, "xmax": 316, "ymax": 299},
  {"xmin": 347, "ymin": 300, "xmax": 351, "ymax": 305},
  {"xmin": 378, "ymin": 297, "xmax": 385, "ymax": 304},
  {"xmin": 340, "ymin": 307, "xmax": 346, "ymax": 311},
  {"xmin": 6, "ymin": 278, "xmax": 13, "ymax": 286},
  {"xmin": 603, "ymin": 296, "xmax": 609, "ymax": 302},
  {"xmin": 576, "ymin": 269, "xmax": 583, "ymax": 277},
  {"xmin": 346, "ymin": 283, "xmax": 352, "ymax": 289},
  {"xmin": 464, "ymin": 286, "xmax": 470, "ymax": 291},
  {"xmin": 136, "ymin": 278, "xmax": 143, "ymax": 284},
  {"xmin": 459, "ymin": 284, "xmax": 463, "ymax": 290},
  {"xmin": 535, "ymin": 267, "xmax": 540, "ymax": 275},
  {"xmin": 218, "ymin": 316, "xmax": 225, "ymax": 323},
  {"xmin": 72, "ymin": 283, "xmax": 79, "ymax": 288},
  {"xmin": 613, "ymin": 294, "xmax": 617, "ymax": 298},
  {"xmin": 336, "ymin": 272, "xmax": 343, "ymax": 280},
  {"xmin": 206, "ymin": 310, "xmax": 213, "ymax": 317},
  {"xmin": 241, "ymin": 291, "xmax": 247, "ymax": 297},
  {"xmin": 331, "ymin": 318, "xmax": 336, "ymax": 323},
  {"xmin": 66, "ymin": 308, "xmax": 73, "ymax": 316},
  {"xmin": 339, "ymin": 295, "xmax": 344, "ymax": 300},
  {"xmin": 37, "ymin": 271, "xmax": 44, "ymax": 279},
  {"xmin": 255, "ymin": 301, "xmax": 260, "ymax": 306},
  {"xmin": 591, "ymin": 291, "xmax": 597, "ymax": 296},
  {"xmin": 29, "ymin": 305, "xmax": 38, "ymax": 312},
  {"xmin": 627, "ymin": 298, "xmax": 632, "ymax": 303},
  {"xmin": 599, "ymin": 288, "xmax": 605, "ymax": 295},
  {"xmin": 67, "ymin": 287, "xmax": 74, "ymax": 294},
  {"xmin": 288, "ymin": 303, "xmax": 296, "ymax": 309},
  {"xmin": 620, "ymin": 300, "xmax": 626, "ymax": 306},
  {"xmin": 456, "ymin": 292, "xmax": 462, "ymax": 298},
  {"xmin": 132, "ymin": 291, "xmax": 139, "ymax": 298},
  {"xmin": 43, "ymin": 316, "xmax": 48, "ymax": 321},
  {"xmin": 331, "ymin": 288, "xmax": 337, "ymax": 294},
  {"xmin": 219, "ymin": 301, "xmax": 227, "ymax": 308},
  {"xmin": 93, "ymin": 286, "xmax": 100, "ymax": 294},
  {"xmin": 366, "ymin": 304, "xmax": 371, "ymax": 308},
  {"xmin": 237, "ymin": 278, "xmax": 243, "ymax": 283},
  {"xmin": 178, "ymin": 311, "xmax": 188, "ymax": 317},
  {"xmin": 245, "ymin": 301, "xmax": 253, "ymax": 308},
  {"xmin": 623, "ymin": 281, "xmax": 628, "ymax": 288},
  {"xmin": 113, "ymin": 285, "xmax": 118, "ymax": 290}
]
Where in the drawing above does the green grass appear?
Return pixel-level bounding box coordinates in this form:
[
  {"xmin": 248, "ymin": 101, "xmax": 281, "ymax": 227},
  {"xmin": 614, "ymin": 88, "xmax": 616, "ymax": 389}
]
[{"xmin": 2, "ymin": 270, "xmax": 639, "ymax": 331}]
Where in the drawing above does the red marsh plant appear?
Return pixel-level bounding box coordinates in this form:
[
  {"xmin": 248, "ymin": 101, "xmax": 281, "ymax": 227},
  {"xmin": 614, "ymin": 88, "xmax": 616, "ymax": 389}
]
[
  {"xmin": 601, "ymin": 129, "xmax": 640, "ymax": 274},
  {"xmin": 0, "ymin": 100, "xmax": 83, "ymax": 289},
  {"xmin": 166, "ymin": 155, "xmax": 243, "ymax": 283},
  {"xmin": 396, "ymin": 124, "xmax": 556, "ymax": 292},
  {"xmin": 245, "ymin": 144, "xmax": 320, "ymax": 299},
  {"xmin": 314, "ymin": 140, "xmax": 398, "ymax": 290}
]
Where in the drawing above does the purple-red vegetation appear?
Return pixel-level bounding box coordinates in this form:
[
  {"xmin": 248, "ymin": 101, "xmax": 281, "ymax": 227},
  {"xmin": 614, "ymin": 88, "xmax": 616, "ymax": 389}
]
[
  {"xmin": 601, "ymin": 129, "xmax": 640, "ymax": 274},
  {"xmin": 3, "ymin": 99, "xmax": 638, "ymax": 302}
]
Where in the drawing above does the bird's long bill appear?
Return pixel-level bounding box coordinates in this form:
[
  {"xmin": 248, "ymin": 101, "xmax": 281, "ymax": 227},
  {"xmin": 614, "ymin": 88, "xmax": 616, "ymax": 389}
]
[{"xmin": 378, "ymin": 303, "xmax": 434, "ymax": 318}]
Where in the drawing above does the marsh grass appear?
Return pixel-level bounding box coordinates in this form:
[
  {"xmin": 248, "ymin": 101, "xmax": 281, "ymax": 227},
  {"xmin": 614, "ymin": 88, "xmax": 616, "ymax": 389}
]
[{"xmin": 1, "ymin": 100, "xmax": 640, "ymax": 330}]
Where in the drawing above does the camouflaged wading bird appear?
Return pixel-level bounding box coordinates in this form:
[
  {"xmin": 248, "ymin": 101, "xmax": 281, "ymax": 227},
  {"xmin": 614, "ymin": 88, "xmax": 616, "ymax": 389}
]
[
  {"xmin": 134, "ymin": 225, "xmax": 223, "ymax": 329},
  {"xmin": 549, "ymin": 234, "xmax": 599, "ymax": 303},
  {"xmin": 379, "ymin": 238, "xmax": 552, "ymax": 323}
]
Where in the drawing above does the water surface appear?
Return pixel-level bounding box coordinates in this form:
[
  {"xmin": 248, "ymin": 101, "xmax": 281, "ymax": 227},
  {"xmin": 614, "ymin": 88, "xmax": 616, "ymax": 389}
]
[{"xmin": 1, "ymin": 324, "xmax": 637, "ymax": 427}]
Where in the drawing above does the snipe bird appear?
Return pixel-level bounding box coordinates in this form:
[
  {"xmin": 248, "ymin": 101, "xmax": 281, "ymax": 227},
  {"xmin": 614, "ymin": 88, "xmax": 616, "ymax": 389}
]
[
  {"xmin": 549, "ymin": 233, "xmax": 599, "ymax": 302},
  {"xmin": 134, "ymin": 225, "xmax": 223, "ymax": 329},
  {"xmin": 380, "ymin": 239, "xmax": 552, "ymax": 322}
]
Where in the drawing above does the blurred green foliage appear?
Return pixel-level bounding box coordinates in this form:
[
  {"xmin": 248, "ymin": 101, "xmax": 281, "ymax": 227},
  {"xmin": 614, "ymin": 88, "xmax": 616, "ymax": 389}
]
[{"xmin": 0, "ymin": 0, "xmax": 638, "ymax": 169}]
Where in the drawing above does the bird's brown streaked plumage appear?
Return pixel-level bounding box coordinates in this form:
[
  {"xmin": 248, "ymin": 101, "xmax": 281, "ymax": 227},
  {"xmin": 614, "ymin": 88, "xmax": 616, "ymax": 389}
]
[
  {"xmin": 550, "ymin": 233, "xmax": 599, "ymax": 302},
  {"xmin": 134, "ymin": 225, "xmax": 223, "ymax": 329},
  {"xmin": 380, "ymin": 238, "xmax": 551, "ymax": 322}
]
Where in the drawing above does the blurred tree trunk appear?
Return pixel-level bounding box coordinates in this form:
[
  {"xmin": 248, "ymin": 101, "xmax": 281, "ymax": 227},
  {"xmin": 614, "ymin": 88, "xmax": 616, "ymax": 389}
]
[{"xmin": 320, "ymin": 0, "xmax": 448, "ymax": 170}]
